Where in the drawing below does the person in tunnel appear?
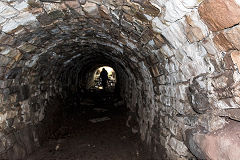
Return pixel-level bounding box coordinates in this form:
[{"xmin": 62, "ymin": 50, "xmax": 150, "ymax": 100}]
[{"xmin": 100, "ymin": 68, "xmax": 108, "ymax": 90}]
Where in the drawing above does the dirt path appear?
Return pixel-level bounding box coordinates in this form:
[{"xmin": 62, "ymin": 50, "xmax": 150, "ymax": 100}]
[{"xmin": 27, "ymin": 93, "xmax": 151, "ymax": 160}]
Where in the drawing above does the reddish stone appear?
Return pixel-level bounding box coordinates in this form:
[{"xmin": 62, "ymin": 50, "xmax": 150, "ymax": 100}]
[
  {"xmin": 225, "ymin": 109, "xmax": 240, "ymax": 121},
  {"xmin": 185, "ymin": 15, "xmax": 205, "ymax": 42},
  {"xmin": 198, "ymin": 0, "xmax": 240, "ymax": 31},
  {"xmin": 64, "ymin": 1, "xmax": 80, "ymax": 8},
  {"xmin": 153, "ymin": 34, "xmax": 165, "ymax": 48},
  {"xmin": 213, "ymin": 32, "xmax": 235, "ymax": 51},
  {"xmin": 141, "ymin": 1, "xmax": 159, "ymax": 17},
  {"xmin": 196, "ymin": 121, "xmax": 240, "ymax": 160},
  {"xmin": 225, "ymin": 24, "xmax": 240, "ymax": 50},
  {"xmin": 99, "ymin": 5, "xmax": 111, "ymax": 20},
  {"xmin": 223, "ymin": 53, "xmax": 234, "ymax": 70},
  {"xmin": 151, "ymin": 64, "xmax": 160, "ymax": 77}
]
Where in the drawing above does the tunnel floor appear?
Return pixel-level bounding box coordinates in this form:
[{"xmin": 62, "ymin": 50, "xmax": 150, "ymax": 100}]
[{"xmin": 27, "ymin": 90, "xmax": 152, "ymax": 160}]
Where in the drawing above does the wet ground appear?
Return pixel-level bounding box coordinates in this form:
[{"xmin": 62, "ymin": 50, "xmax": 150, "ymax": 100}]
[{"xmin": 27, "ymin": 90, "xmax": 152, "ymax": 160}]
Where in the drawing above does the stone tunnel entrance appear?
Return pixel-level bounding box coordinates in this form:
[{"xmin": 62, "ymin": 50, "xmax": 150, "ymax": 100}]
[
  {"xmin": 1, "ymin": 0, "xmax": 240, "ymax": 159},
  {"xmin": 27, "ymin": 75, "xmax": 150, "ymax": 160}
]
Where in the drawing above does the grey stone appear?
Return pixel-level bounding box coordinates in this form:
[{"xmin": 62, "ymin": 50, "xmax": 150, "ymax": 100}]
[
  {"xmin": 0, "ymin": 80, "xmax": 8, "ymax": 89},
  {"xmin": 7, "ymin": 143, "xmax": 26, "ymax": 160},
  {"xmin": 17, "ymin": 85, "xmax": 29, "ymax": 101},
  {"xmin": 37, "ymin": 13, "xmax": 53, "ymax": 25},
  {"xmin": 0, "ymin": 55, "xmax": 12, "ymax": 67},
  {"xmin": 185, "ymin": 127, "xmax": 208, "ymax": 159},
  {"xmin": 5, "ymin": 67, "xmax": 22, "ymax": 79},
  {"xmin": 187, "ymin": 76, "xmax": 210, "ymax": 114},
  {"xmin": 78, "ymin": 0, "xmax": 86, "ymax": 5},
  {"xmin": 40, "ymin": 0, "xmax": 61, "ymax": 2},
  {"xmin": 3, "ymin": 88, "xmax": 10, "ymax": 98},
  {"xmin": 18, "ymin": 126, "xmax": 35, "ymax": 154},
  {"xmin": 6, "ymin": 118, "xmax": 14, "ymax": 127}
]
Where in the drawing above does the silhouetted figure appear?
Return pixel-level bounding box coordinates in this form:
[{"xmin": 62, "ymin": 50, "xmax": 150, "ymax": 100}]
[{"xmin": 100, "ymin": 68, "xmax": 108, "ymax": 90}]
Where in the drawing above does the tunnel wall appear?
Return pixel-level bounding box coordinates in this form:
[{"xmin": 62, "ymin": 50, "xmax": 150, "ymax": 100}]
[{"xmin": 0, "ymin": 0, "xmax": 240, "ymax": 159}]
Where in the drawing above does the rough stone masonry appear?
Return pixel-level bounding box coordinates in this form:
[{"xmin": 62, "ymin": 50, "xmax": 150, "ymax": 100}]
[{"xmin": 0, "ymin": 0, "xmax": 240, "ymax": 159}]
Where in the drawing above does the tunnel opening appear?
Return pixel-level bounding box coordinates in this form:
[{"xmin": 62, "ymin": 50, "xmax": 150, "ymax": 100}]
[
  {"xmin": 88, "ymin": 66, "xmax": 117, "ymax": 91},
  {"xmin": 25, "ymin": 54, "xmax": 153, "ymax": 159},
  {"xmin": 9, "ymin": 40, "xmax": 155, "ymax": 159}
]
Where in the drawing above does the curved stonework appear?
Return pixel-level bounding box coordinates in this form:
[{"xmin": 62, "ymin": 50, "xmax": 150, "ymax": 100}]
[{"xmin": 0, "ymin": 0, "xmax": 240, "ymax": 159}]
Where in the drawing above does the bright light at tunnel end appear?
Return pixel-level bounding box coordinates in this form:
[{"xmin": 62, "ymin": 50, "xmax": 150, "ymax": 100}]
[{"xmin": 98, "ymin": 66, "xmax": 114, "ymax": 74}]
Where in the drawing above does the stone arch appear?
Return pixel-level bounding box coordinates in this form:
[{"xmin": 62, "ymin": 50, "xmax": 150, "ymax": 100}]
[{"xmin": 0, "ymin": 0, "xmax": 240, "ymax": 159}]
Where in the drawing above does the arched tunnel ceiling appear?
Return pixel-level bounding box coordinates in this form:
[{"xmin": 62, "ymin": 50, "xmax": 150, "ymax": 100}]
[{"xmin": 1, "ymin": 0, "xmax": 240, "ymax": 159}]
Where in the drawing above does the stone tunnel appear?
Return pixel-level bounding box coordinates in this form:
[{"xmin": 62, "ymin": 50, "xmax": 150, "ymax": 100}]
[{"xmin": 0, "ymin": 0, "xmax": 240, "ymax": 159}]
